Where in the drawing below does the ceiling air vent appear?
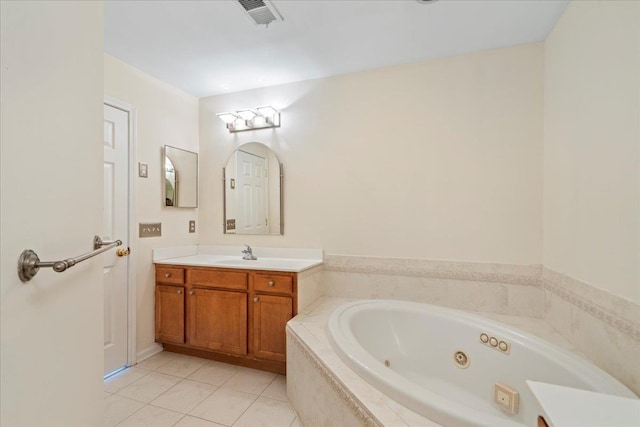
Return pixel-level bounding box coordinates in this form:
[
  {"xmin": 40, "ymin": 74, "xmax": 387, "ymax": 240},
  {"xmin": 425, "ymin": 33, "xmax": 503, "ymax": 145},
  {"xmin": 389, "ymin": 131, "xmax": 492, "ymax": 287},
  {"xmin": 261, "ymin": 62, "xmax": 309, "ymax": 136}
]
[{"xmin": 236, "ymin": 0, "xmax": 283, "ymax": 27}]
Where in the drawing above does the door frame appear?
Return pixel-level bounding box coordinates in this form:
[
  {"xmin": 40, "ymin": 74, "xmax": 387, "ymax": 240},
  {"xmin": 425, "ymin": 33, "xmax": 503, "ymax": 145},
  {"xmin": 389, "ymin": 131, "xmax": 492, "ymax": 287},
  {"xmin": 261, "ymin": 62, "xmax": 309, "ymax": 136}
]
[{"xmin": 104, "ymin": 95, "xmax": 138, "ymax": 366}]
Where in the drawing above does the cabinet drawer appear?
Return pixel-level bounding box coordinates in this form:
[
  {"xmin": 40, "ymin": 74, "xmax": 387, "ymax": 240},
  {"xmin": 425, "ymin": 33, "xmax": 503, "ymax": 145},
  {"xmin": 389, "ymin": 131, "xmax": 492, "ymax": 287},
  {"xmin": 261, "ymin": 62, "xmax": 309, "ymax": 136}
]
[
  {"xmin": 189, "ymin": 269, "xmax": 248, "ymax": 290},
  {"xmin": 254, "ymin": 273, "xmax": 293, "ymax": 294},
  {"xmin": 157, "ymin": 267, "xmax": 185, "ymax": 285}
]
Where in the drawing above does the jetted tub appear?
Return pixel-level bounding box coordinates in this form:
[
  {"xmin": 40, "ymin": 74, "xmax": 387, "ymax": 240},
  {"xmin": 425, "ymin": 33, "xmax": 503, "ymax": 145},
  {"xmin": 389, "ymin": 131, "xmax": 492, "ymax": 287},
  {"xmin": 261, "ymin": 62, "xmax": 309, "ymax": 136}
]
[{"xmin": 327, "ymin": 300, "xmax": 637, "ymax": 427}]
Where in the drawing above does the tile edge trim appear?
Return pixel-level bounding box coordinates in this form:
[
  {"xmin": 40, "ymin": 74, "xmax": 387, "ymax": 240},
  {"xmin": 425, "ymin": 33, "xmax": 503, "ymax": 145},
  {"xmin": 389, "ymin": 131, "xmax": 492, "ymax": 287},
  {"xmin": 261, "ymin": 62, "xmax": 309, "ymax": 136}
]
[
  {"xmin": 324, "ymin": 255, "xmax": 540, "ymax": 286},
  {"xmin": 287, "ymin": 327, "xmax": 383, "ymax": 427},
  {"xmin": 542, "ymin": 268, "xmax": 640, "ymax": 342}
]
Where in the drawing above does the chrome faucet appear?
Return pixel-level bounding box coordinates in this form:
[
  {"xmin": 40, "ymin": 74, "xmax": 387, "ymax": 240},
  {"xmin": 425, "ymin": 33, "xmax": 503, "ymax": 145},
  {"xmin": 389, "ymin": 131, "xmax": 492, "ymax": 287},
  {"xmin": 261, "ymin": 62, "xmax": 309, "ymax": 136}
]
[{"xmin": 241, "ymin": 244, "xmax": 257, "ymax": 260}]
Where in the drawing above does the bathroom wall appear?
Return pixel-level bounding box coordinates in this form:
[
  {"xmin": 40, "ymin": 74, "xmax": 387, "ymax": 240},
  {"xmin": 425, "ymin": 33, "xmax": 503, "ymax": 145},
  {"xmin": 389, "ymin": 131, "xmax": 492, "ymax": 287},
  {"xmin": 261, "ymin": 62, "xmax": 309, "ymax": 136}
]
[
  {"xmin": 104, "ymin": 55, "xmax": 200, "ymax": 358},
  {"xmin": 200, "ymin": 43, "xmax": 544, "ymax": 265},
  {"xmin": 1, "ymin": 1, "xmax": 105, "ymax": 425},
  {"xmin": 543, "ymin": 0, "xmax": 640, "ymax": 303},
  {"xmin": 543, "ymin": 0, "xmax": 640, "ymax": 394}
]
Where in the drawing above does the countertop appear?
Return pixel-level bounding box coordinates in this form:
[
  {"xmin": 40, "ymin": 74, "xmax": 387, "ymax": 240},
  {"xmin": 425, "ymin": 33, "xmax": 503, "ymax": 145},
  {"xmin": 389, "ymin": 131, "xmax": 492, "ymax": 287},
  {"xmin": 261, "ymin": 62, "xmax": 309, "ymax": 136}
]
[
  {"xmin": 153, "ymin": 245, "xmax": 323, "ymax": 273},
  {"xmin": 528, "ymin": 381, "xmax": 640, "ymax": 427}
]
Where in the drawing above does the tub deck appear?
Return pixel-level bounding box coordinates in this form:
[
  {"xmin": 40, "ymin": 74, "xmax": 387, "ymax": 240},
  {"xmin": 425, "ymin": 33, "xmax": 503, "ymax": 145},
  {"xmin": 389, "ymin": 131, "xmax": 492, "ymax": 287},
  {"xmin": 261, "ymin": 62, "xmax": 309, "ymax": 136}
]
[{"xmin": 286, "ymin": 297, "xmax": 584, "ymax": 427}]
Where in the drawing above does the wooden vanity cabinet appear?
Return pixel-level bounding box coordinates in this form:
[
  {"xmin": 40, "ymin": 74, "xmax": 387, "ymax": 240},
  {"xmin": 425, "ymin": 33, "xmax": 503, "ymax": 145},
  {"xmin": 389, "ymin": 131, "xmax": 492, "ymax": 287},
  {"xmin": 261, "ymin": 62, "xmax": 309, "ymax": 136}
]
[{"xmin": 154, "ymin": 265, "xmax": 297, "ymax": 374}]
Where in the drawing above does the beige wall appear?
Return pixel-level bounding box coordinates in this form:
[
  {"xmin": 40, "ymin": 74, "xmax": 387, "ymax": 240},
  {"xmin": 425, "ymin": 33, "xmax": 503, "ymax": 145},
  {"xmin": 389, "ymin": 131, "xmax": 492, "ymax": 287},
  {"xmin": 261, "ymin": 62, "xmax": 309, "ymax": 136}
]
[
  {"xmin": 1, "ymin": 2, "xmax": 104, "ymax": 425},
  {"xmin": 543, "ymin": 0, "xmax": 640, "ymax": 302},
  {"xmin": 199, "ymin": 43, "xmax": 543, "ymax": 264},
  {"xmin": 104, "ymin": 55, "xmax": 200, "ymax": 356}
]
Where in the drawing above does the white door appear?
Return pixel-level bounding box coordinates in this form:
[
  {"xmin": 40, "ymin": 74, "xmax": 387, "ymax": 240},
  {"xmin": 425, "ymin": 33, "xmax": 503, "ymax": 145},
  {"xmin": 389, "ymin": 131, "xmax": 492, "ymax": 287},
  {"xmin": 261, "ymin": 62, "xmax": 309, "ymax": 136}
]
[
  {"xmin": 103, "ymin": 104, "xmax": 129, "ymax": 375},
  {"xmin": 236, "ymin": 150, "xmax": 268, "ymax": 234}
]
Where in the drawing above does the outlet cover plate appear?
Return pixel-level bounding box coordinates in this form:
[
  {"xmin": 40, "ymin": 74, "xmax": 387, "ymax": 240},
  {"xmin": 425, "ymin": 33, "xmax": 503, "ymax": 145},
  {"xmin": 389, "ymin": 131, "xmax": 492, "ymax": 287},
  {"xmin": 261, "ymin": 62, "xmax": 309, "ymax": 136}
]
[{"xmin": 189, "ymin": 220, "xmax": 196, "ymax": 233}]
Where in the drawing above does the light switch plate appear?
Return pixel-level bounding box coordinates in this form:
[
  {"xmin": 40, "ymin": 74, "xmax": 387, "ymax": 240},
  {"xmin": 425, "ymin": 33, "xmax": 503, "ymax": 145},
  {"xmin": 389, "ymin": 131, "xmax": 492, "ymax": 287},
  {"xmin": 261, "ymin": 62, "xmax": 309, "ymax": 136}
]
[
  {"xmin": 189, "ymin": 220, "xmax": 196, "ymax": 233},
  {"xmin": 138, "ymin": 162, "xmax": 148, "ymax": 178},
  {"xmin": 139, "ymin": 222, "xmax": 161, "ymax": 237}
]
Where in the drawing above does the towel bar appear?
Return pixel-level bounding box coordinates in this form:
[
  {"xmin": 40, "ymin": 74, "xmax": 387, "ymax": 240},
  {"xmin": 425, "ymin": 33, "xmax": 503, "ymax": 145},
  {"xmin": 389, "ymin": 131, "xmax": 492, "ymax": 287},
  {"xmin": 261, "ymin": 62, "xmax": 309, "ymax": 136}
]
[{"xmin": 18, "ymin": 235, "xmax": 123, "ymax": 282}]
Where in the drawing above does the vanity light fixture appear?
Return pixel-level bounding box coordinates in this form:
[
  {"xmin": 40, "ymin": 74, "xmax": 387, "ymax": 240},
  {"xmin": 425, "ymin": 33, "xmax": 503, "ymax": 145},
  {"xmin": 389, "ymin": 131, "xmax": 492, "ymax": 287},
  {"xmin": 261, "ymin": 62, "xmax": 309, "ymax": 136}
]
[{"xmin": 217, "ymin": 106, "xmax": 280, "ymax": 133}]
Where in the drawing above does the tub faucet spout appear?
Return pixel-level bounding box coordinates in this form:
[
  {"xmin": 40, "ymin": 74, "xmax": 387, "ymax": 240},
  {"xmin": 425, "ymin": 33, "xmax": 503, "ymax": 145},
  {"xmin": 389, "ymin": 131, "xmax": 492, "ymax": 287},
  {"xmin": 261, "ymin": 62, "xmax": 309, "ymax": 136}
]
[{"xmin": 242, "ymin": 245, "xmax": 257, "ymax": 260}]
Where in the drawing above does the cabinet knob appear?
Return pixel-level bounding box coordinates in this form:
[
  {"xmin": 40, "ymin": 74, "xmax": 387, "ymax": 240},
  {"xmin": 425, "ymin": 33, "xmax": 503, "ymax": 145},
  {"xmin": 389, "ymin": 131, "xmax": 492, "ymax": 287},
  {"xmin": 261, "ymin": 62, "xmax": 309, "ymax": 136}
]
[
  {"xmin": 253, "ymin": 297, "xmax": 260, "ymax": 303},
  {"xmin": 189, "ymin": 290, "xmax": 195, "ymax": 296},
  {"xmin": 165, "ymin": 273, "xmax": 171, "ymax": 278},
  {"xmin": 177, "ymin": 289, "xmax": 182, "ymax": 295},
  {"xmin": 268, "ymin": 280, "xmax": 275, "ymax": 287}
]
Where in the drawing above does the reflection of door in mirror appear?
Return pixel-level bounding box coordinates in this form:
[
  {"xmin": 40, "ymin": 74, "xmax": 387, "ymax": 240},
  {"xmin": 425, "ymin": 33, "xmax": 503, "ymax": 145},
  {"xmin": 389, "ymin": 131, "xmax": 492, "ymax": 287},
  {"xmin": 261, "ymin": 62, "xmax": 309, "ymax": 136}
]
[
  {"xmin": 236, "ymin": 150, "xmax": 268, "ymax": 234},
  {"xmin": 224, "ymin": 142, "xmax": 282, "ymax": 235},
  {"xmin": 165, "ymin": 156, "xmax": 176, "ymax": 206}
]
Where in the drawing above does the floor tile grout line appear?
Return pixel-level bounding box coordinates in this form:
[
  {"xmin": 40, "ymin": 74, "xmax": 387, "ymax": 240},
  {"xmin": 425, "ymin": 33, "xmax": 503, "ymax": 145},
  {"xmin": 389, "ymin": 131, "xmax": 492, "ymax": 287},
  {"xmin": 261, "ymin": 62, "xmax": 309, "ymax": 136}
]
[
  {"xmin": 112, "ymin": 400, "xmax": 148, "ymax": 427},
  {"xmin": 113, "ymin": 371, "xmax": 185, "ymax": 403},
  {"xmin": 104, "ymin": 366, "xmax": 153, "ymax": 394},
  {"xmin": 228, "ymin": 391, "xmax": 261, "ymax": 427},
  {"xmin": 259, "ymin": 374, "xmax": 288, "ymax": 401},
  {"xmin": 229, "ymin": 395, "xmax": 297, "ymax": 427},
  {"xmin": 148, "ymin": 379, "xmax": 219, "ymax": 414},
  {"xmin": 170, "ymin": 413, "xmax": 187, "ymax": 427},
  {"xmin": 113, "ymin": 401, "xmax": 186, "ymax": 427}
]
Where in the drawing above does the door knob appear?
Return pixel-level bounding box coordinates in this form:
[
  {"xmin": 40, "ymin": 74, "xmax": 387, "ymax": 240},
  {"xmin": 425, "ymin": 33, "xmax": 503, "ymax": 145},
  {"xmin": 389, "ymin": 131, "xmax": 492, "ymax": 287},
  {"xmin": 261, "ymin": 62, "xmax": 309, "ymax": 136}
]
[
  {"xmin": 177, "ymin": 289, "xmax": 182, "ymax": 295},
  {"xmin": 189, "ymin": 290, "xmax": 195, "ymax": 296},
  {"xmin": 253, "ymin": 297, "xmax": 260, "ymax": 303},
  {"xmin": 116, "ymin": 247, "xmax": 130, "ymax": 257},
  {"xmin": 268, "ymin": 281, "xmax": 275, "ymax": 287},
  {"xmin": 164, "ymin": 273, "xmax": 171, "ymax": 278}
]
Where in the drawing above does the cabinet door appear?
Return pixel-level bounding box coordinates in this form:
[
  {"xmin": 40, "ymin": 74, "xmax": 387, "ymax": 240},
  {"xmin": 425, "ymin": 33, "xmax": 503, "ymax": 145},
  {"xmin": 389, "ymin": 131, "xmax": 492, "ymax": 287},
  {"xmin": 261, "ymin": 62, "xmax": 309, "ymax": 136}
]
[
  {"xmin": 155, "ymin": 285, "xmax": 185, "ymax": 344},
  {"xmin": 187, "ymin": 288, "xmax": 247, "ymax": 355},
  {"xmin": 250, "ymin": 294, "xmax": 292, "ymax": 362}
]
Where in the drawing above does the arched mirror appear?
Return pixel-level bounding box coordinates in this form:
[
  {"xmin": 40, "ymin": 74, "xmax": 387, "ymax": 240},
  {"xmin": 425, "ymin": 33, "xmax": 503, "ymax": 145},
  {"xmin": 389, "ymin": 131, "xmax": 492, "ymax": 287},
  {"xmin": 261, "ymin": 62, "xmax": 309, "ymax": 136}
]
[
  {"xmin": 164, "ymin": 145, "xmax": 198, "ymax": 208},
  {"xmin": 223, "ymin": 142, "xmax": 283, "ymax": 235}
]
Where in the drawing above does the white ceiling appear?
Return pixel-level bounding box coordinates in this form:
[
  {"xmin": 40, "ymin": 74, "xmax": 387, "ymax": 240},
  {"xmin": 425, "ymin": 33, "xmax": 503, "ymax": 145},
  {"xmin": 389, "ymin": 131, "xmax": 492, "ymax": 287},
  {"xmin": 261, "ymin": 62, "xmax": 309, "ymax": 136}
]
[{"xmin": 105, "ymin": 0, "xmax": 568, "ymax": 98}]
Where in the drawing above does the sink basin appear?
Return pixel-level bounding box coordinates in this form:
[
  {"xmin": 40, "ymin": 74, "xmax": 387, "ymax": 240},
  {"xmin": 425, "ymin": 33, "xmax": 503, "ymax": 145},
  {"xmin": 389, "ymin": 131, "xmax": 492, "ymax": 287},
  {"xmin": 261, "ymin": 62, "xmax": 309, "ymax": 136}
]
[{"xmin": 215, "ymin": 259, "xmax": 258, "ymax": 265}]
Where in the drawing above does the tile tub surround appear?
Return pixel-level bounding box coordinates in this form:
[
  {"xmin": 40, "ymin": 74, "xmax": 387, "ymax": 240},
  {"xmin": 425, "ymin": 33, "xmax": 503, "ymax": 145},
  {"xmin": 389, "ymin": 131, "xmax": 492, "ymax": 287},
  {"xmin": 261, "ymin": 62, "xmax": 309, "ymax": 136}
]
[
  {"xmin": 297, "ymin": 264, "xmax": 324, "ymax": 313},
  {"xmin": 322, "ymin": 255, "xmax": 544, "ymax": 317},
  {"xmin": 321, "ymin": 255, "xmax": 640, "ymax": 395},
  {"xmin": 287, "ymin": 297, "xmax": 584, "ymax": 427},
  {"xmin": 542, "ymin": 268, "xmax": 640, "ymax": 396}
]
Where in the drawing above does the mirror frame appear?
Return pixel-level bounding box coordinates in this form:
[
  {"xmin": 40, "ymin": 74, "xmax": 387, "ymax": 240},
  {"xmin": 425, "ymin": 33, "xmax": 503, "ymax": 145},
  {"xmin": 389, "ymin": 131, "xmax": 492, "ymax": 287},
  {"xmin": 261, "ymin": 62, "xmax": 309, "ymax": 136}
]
[
  {"xmin": 223, "ymin": 143, "xmax": 284, "ymax": 235},
  {"xmin": 163, "ymin": 144, "xmax": 198, "ymax": 208}
]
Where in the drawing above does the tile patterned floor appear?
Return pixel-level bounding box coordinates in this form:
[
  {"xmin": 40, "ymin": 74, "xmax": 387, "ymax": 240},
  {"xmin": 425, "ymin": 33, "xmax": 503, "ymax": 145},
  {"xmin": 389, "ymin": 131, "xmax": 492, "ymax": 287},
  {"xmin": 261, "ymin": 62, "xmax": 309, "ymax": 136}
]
[{"xmin": 105, "ymin": 351, "xmax": 303, "ymax": 427}]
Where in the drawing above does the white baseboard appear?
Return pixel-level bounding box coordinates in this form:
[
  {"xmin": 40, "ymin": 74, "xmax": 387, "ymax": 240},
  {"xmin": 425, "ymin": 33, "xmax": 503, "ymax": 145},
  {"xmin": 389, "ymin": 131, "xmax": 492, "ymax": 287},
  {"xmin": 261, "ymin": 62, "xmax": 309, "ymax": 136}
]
[{"xmin": 136, "ymin": 343, "xmax": 163, "ymax": 364}]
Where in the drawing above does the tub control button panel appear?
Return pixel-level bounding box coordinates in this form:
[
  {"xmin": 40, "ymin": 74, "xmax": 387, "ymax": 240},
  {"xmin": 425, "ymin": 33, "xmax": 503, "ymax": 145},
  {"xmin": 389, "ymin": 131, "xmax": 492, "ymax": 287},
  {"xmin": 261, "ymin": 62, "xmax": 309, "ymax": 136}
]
[
  {"xmin": 494, "ymin": 382, "xmax": 519, "ymax": 414},
  {"xmin": 480, "ymin": 333, "xmax": 510, "ymax": 354}
]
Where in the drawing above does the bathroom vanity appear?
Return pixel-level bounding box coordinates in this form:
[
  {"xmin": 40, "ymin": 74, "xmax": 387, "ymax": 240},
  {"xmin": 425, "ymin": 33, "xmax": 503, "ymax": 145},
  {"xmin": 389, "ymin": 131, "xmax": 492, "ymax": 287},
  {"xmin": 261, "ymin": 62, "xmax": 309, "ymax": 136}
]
[{"xmin": 153, "ymin": 247, "xmax": 322, "ymax": 374}]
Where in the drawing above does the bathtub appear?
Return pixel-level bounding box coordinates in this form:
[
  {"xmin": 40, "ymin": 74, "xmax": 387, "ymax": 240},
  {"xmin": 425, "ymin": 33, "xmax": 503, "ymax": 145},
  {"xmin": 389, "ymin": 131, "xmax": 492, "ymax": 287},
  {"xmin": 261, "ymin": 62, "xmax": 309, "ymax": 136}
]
[{"xmin": 327, "ymin": 300, "xmax": 636, "ymax": 427}]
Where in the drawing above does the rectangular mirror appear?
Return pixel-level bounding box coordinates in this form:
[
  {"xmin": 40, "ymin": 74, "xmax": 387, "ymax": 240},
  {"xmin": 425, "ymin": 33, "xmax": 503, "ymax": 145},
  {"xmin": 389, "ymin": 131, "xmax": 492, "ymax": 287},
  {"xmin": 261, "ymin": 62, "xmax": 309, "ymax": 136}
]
[
  {"xmin": 164, "ymin": 145, "xmax": 198, "ymax": 208},
  {"xmin": 223, "ymin": 142, "xmax": 283, "ymax": 235}
]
